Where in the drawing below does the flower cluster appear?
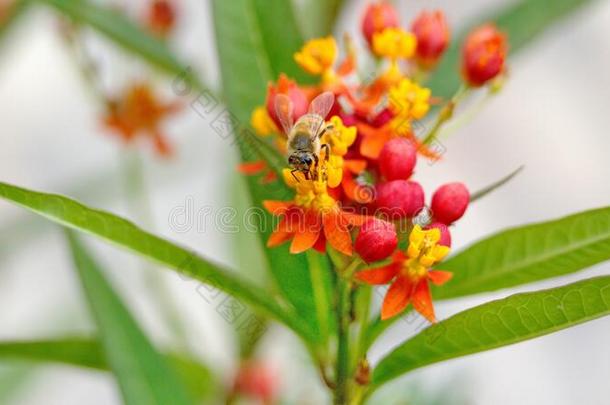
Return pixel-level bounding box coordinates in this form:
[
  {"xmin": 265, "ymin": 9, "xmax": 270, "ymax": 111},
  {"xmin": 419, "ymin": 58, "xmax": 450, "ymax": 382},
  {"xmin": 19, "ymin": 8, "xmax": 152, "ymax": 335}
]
[{"xmin": 248, "ymin": 1, "xmax": 507, "ymax": 321}]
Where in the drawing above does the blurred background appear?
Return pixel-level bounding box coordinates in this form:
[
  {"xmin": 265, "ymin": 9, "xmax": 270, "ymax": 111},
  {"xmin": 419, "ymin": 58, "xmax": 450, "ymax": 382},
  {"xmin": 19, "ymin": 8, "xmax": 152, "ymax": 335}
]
[{"xmin": 0, "ymin": 0, "xmax": 609, "ymax": 404}]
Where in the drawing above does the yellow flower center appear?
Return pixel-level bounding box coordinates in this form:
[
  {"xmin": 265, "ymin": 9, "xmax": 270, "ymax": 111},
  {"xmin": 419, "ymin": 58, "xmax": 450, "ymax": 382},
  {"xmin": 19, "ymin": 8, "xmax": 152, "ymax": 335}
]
[
  {"xmin": 294, "ymin": 37, "xmax": 338, "ymax": 78},
  {"xmin": 372, "ymin": 28, "xmax": 417, "ymax": 60},
  {"xmin": 406, "ymin": 225, "xmax": 450, "ymax": 268}
]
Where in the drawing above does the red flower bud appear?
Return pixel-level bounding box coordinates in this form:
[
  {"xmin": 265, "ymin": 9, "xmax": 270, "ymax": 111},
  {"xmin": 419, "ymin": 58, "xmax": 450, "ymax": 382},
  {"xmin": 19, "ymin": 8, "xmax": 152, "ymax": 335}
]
[
  {"xmin": 431, "ymin": 182, "xmax": 469, "ymax": 224},
  {"xmin": 424, "ymin": 222, "xmax": 452, "ymax": 247},
  {"xmin": 147, "ymin": 0, "xmax": 176, "ymax": 38},
  {"xmin": 411, "ymin": 10, "xmax": 450, "ymax": 68},
  {"xmin": 379, "ymin": 138, "xmax": 417, "ymax": 180},
  {"xmin": 376, "ymin": 180, "xmax": 425, "ymax": 219},
  {"xmin": 233, "ymin": 361, "xmax": 278, "ymax": 404},
  {"xmin": 355, "ymin": 218, "xmax": 398, "ymax": 263},
  {"xmin": 266, "ymin": 74, "xmax": 308, "ymax": 131},
  {"xmin": 361, "ymin": 2, "xmax": 399, "ymax": 48},
  {"xmin": 462, "ymin": 24, "xmax": 507, "ymax": 87}
]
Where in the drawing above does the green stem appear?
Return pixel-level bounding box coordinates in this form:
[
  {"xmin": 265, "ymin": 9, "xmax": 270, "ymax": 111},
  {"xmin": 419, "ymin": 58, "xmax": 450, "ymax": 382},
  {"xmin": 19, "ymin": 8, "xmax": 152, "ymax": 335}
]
[
  {"xmin": 334, "ymin": 258, "xmax": 361, "ymax": 405},
  {"xmin": 308, "ymin": 250, "xmax": 332, "ymax": 345},
  {"xmin": 421, "ymin": 84, "xmax": 469, "ymax": 145}
]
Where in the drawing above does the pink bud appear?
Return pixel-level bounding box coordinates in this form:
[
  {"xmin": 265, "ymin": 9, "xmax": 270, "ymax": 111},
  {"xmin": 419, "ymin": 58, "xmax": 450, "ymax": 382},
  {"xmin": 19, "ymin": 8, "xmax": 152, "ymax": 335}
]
[
  {"xmin": 424, "ymin": 222, "xmax": 452, "ymax": 247},
  {"xmin": 376, "ymin": 180, "xmax": 425, "ymax": 219},
  {"xmin": 355, "ymin": 218, "xmax": 398, "ymax": 263},
  {"xmin": 431, "ymin": 182, "xmax": 469, "ymax": 224},
  {"xmin": 266, "ymin": 74, "xmax": 308, "ymax": 130},
  {"xmin": 379, "ymin": 138, "xmax": 417, "ymax": 180}
]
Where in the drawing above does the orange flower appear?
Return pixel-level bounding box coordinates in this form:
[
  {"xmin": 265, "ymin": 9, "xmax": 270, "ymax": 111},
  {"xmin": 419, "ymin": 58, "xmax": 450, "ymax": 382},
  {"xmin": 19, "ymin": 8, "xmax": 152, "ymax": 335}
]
[
  {"xmin": 103, "ymin": 83, "xmax": 180, "ymax": 156},
  {"xmin": 264, "ymin": 170, "xmax": 366, "ymax": 255},
  {"xmin": 356, "ymin": 225, "xmax": 452, "ymax": 321}
]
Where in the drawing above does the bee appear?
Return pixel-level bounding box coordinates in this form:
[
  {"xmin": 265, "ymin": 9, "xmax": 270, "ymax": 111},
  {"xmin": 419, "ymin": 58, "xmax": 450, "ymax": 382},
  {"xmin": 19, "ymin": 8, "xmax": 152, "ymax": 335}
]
[{"xmin": 275, "ymin": 91, "xmax": 335, "ymax": 181}]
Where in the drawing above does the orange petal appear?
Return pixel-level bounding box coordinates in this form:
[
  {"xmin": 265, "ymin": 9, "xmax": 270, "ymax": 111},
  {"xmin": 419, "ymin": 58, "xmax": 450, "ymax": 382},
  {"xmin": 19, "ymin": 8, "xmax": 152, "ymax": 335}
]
[
  {"xmin": 344, "ymin": 159, "xmax": 367, "ymax": 174},
  {"xmin": 381, "ymin": 276, "xmax": 413, "ymax": 320},
  {"xmin": 261, "ymin": 170, "xmax": 278, "ymax": 184},
  {"xmin": 355, "ymin": 263, "xmax": 400, "ymax": 285},
  {"xmin": 267, "ymin": 218, "xmax": 293, "ymax": 247},
  {"xmin": 412, "ymin": 279, "xmax": 436, "ymax": 323},
  {"xmin": 313, "ymin": 232, "xmax": 327, "ymax": 253},
  {"xmin": 428, "ymin": 270, "xmax": 453, "ymax": 286},
  {"xmin": 323, "ymin": 212, "xmax": 353, "ymax": 256},
  {"xmin": 237, "ymin": 160, "xmax": 267, "ymax": 175},
  {"xmin": 290, "ymin": 211, "xmax": 322, "ymax": 254},
  {"xmin": 263, "ymin": 200, "xmax": 293, "ymax": 216},
  {"xmin": 152, "ymin": 132, "xmax": 173, "ymax": 157},
  {"xmin": 359, "ymin": 129, "xmax": 389, "ymax": 159}
]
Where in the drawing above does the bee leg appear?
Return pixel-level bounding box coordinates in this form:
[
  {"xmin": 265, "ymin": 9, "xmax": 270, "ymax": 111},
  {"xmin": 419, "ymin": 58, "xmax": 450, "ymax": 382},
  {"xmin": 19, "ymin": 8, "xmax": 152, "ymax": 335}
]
[
  {"xmin": 318, "ymin": 123, "xmax": 335, "ymax": 139},
  {"xmin": 313, "ymin": 154, "xmax": 320, "ymax": 181},
  {"xmin": 321, "ymin": 144, "xmax": 331, "ymax": 162},
  {"xmin": 291, "ymin": 169, "xmax": 301, "ymax": 183},
  {"xmin": 304, "ymin": 170, "xmax": 311, "ymax": 181}
]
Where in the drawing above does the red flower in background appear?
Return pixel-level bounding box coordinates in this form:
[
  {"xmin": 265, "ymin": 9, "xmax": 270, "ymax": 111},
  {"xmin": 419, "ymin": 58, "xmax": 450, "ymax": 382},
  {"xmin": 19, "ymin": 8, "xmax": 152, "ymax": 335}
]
[{"xmin": 411, "ymin": 10, "xmax": 450, "ymax": 68}]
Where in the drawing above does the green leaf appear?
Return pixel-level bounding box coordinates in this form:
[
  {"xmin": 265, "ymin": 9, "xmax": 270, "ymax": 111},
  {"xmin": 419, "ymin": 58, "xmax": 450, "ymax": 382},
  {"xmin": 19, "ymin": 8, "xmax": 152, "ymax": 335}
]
[
  {"xmin": 470, "ymin": 166, "xmax": 524, "ymax": 202},
  {"xmin": 0, "ymin": 181, "xmax": 314, "ymax": 342},
  {"xmin": 296, "ymin": 0, "xmax": 345, "ymax": 38},
  {"xmin": 37, "ymin": 0, "xmax": 205, "ymax": 91},
  {"xmin": 427, "ymin": 0, "xmax": 596, "ymax": 98},
  {"xmin": 66, "ymin": 232, "xmax": 194, "ymax": 405},
  {"xmin": 212, "ymin": 0, "xmax": 324, "ymax": 341},
  {"xmin": 0, "ymin": 338, "xmax": 216, "ymax": 400},
  {"xmin": 435, "ymin": 207, "xmax": 610, "ymax": 299},
  {"xmin": 373, "ymin": 276, "xmax": 610, "ymax": 386}
]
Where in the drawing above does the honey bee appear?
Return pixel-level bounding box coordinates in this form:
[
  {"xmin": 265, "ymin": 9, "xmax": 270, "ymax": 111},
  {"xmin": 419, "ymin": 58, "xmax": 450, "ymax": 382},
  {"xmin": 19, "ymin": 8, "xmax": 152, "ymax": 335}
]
[{"xmin": 275, "ymin": 91, "xmax": 335, "ymax": 181}]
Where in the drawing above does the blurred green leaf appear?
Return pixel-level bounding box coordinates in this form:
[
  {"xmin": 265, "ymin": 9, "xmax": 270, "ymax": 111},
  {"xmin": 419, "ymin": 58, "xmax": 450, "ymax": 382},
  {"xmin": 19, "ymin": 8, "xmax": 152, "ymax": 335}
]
[
  {"xmin": 212, "ymin": 0, "xmax": 325, "ymax": 342},
  {"xmin": 435, "ymin": 207, "xmax": 610, "ymax": 299},
  {"xmin": 427, "ymin": 0, "xmax": 596, "ymax": 98},
  {"xmin": 37, "ymin": 0, "xmax": 205, "ymax": 90},
  {"xmin": 0, "ymin": 181, "xmax": 315, "ymax": 342},
  {"xmin": 373, "ymin": 276, "xmax": 610, "ymax": 386},
  {"xmin": 295, "ymin": 0, "xmax": 345, "ymax": 39},
  {"xmin": 470, "ymin": 166, "xmax": 524, "ymax": 203},
  {"xmin": 66, "ymin": 232, "xmax": 194, "ymax": 405},
  {"xmin": 0, "ymin": 338, "xmax": 216, "ymax": 400}
]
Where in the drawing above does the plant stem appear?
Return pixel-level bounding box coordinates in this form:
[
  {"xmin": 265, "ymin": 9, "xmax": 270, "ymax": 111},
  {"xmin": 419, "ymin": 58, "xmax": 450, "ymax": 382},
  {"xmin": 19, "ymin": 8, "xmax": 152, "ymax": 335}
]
[
  {"xmin": 421, "ymin": 84, "xmax": 469, "ymax": 145},
  {"xmin": 334, "ymin": 258, "xmax": 361, "ymax": 405}
]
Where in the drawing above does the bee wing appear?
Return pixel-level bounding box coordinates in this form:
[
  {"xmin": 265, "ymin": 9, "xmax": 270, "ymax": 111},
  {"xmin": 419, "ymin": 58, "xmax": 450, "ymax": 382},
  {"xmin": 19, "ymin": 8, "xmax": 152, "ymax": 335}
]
[
  {"xmin": 274, "ymin": 94, "xmax": 294, "ymax": 135},
  {"xmin": 309, "ymin": 91, "xmax": 335, "ymax": 119},
  {"xmin": 308, "ymin": 91, "xmax": 335, "ymax": 137}
]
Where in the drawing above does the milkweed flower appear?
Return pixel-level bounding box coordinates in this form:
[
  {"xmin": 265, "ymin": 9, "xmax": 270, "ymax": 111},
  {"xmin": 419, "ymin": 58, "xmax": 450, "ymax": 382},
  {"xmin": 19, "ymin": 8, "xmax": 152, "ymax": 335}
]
[
  {"xmin": 462, "ymin": 24, "xmax": 507, "ymax": 86},
  {"xmin": 264, "ymin": 170, "xmax": 366, "ymax": 255},
  {"xmin": 379, "ymin": 138, "xmax": 417, "ymax": 181},
  {"xmin": 372, "ymin": 27, "xmax": 417, "ymax": 60},
  {"xmin": 294, "ymin": 37, "xmax": 338, "ymax": 84},
  {"xmin": 411, "ymin": 10, "xmax": 450, "ymax": 68},
  {"xmin": 361, "ymin": 1, "xmax": 399, "ymax": 48},
  {"xmin": 103, "ymin": 82, "xmax": 180, "ymax": 156},
  {"xmin": 233, "ymin": 361, "xmax": 278, "ymax": 405},
  {"xmin": 376, "ymin": 180, "xmax": 425, "ymax": 219},
  {"xmin": 266, "ymin": 74, "xmax": 308, "ymax": 131},
  {"xmin": 356, "ymin": 225, "xmax": 452, "ymax": 321}
]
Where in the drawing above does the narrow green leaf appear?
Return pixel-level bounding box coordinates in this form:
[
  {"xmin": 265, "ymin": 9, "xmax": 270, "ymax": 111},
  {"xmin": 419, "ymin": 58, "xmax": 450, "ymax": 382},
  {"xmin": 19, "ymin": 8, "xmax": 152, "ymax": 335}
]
[
  {"xmin": 37, "ymin": 0, "xmax": 205, "ymax": 91},
  {"xmin": 66, "ymin": 232, "xmax": 194, "ymax": 405},
  {"xmin": 307, "ymin": 250, "xmax": 337, "ymax": 343},
  {"xmin": 373, "ymin": 276, "xmax": 610, "ymax": 385},
  {"xmin": 470, "ymin": 166, "xmax": 524, "ymax": 202},
  {"xmin": 0, "ymin": 338, "xmax": 216, "ymax": 400},
  {"xmin": 212, "ymin": 0, "xmax": 323, "ymax": 341},
  {"xmin": 435, "ymin": 207, "xmax": 610, "ymax": 300},
  {"xmin": 427, "ymin": 0, "xmax": 596, "ymax": 98},
  {"xmin": 0, "ymin": 181, "xmax": 314, "ymax": 342}
]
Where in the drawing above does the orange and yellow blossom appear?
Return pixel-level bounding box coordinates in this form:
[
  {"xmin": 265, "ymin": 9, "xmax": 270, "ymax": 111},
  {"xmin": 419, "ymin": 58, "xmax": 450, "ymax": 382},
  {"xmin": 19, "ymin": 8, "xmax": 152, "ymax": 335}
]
[
  {"xmin": 359, "ymin": 78, "xmax": 432, "ymax": 159},
  {"xmin": 294, "ymin": 37, "xmax": 338, "ymax": 85},
  {"xmin": 264, "ymin": 167, "xmax": 366, "ymax": 256},
  {"xmin": 103, "ymin": 82, "xmax": 180, "ymax": 156},
  {"xmin": 356, "ymin": 225, "xmax": 452, "ymax": 321}
]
